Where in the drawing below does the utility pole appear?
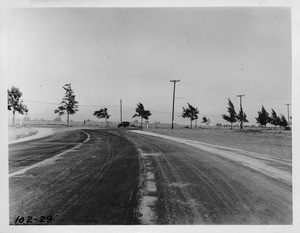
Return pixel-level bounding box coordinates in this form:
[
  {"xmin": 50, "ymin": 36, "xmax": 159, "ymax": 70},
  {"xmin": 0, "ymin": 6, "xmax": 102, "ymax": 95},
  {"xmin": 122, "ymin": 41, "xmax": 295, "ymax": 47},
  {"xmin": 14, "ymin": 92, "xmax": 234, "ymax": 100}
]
[
  {"xmin": 285, "ymin": 103, "xmax": 291, "ymax": 125},
  {"xmin": 236, "ymin": 94, "xmax": 245, "ymax": 130},
  {"xmin": 170, "ymin": 80, "xmax": 180, "ymax": 129},
  {"xmin": 120, "ymin": 99, "xmax": 122, "ymax": 123}
]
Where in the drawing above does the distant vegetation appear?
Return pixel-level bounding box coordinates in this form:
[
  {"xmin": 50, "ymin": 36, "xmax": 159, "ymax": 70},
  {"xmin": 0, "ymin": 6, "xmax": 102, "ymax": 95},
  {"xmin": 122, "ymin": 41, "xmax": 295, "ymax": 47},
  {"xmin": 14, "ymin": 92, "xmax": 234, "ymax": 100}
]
[
  {"xmin": 7, "ymin": 86, "xmax": 28, "ymax": 125},
  {"xmin": 132, "ymin": 102, "xmax": 152, "ymax": 129},
  {"xmin": 222, "ymin": 99, "xmax": 237, "ymax": 130},
  {"xmin": 93, "ymin": 108, "xmax": 111, "ymax": 127},
  {"xmin": 55, "ymin": 84, "xmax": 79, "ymax": 126},
  {"xmin": 202, "ymin": 116, "xmax": 211, "ymax": 128},
  {"xmin": 7, "ymin": 83, "xmax": 291, "ymax": 130},
  {"xmin": 256, "ymin": 106, "xmax": 289, "ymax": 130},
  {"xmin": 181, "ymin": 103, "xmax": 199, "ymax": 129}
]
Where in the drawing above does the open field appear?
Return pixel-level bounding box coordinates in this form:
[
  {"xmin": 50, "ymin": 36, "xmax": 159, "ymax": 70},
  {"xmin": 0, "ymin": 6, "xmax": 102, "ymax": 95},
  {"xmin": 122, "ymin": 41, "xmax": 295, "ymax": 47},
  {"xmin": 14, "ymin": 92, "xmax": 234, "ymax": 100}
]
[{"xmin": 147, "ymin": 128, "xmax": 292, "ymax": 162}]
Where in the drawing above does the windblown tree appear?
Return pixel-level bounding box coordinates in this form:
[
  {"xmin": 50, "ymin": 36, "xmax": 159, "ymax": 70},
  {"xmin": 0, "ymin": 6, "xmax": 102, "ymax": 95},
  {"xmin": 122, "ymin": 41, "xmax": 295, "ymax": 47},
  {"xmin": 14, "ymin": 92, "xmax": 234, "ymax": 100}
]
[
  {"xmin": 236, "ymin": 107, "xmax": 249, "ymax": 129},
  {"xmin": 222, "ymin": 99, "xmax": 237, "ymax": 130},
  {"xmin": 202, "ymin": 116, "xmax": 211, "ymax": 128},
  {"xmin": 7, "ymin": 86, "xmax": 28, "ymax": 125},
  {"xmin": 269, "ymin": 109, "xmax": 281, "ymax": 129},
  {"xmin": 182, "ymin": 103, "xmax": 199, "ymax": 129},
  {"xmin": 279, "ymin": 115, "xmax": 288, "ymax": 129},
  {"xmin": 93, "ymin": 108, "xmax": 111, "ymax": 127},
  {"xmin": 255, "ymin": 105, "xmax": 269, "ymax": 129},
  {"xmin": 132, "ymin": 102, "xmax": 152, "ymax": 128},
  {"xmin": 55, "ymin": 83, "xmax": 78, "ymax": 126}
]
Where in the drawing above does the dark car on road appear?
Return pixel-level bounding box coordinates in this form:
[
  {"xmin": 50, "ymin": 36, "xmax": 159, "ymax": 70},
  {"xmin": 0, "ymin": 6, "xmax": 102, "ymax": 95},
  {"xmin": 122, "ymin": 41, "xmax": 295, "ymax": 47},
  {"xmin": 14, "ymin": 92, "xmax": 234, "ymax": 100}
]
[{"xmin": 118, "ymin": 121, "xmax": 130, "ymax": 128}]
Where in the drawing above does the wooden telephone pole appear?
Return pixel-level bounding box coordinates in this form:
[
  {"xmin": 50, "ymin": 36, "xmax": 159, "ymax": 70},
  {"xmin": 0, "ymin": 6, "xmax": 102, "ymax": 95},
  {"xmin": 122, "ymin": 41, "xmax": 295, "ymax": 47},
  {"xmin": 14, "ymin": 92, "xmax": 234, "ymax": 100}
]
[
  {"xmin": 237, "ymin": 94, "xmax": 245, "ymax": 129},
  {"xmin": 170, "ymin": 80, "xmax": 180, "ymax": 129}
]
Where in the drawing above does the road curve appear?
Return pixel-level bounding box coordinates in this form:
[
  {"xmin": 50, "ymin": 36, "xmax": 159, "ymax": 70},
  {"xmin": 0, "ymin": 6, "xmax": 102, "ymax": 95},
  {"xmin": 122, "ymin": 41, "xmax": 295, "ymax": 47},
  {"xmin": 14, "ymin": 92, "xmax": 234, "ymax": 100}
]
[
  {"xmin": 9, "ymin": 129, "xmax": 139, "ymax": 225},
  {"xmin": 126, "ymin": 130, "xmax": 292, "ymax": 224},
  {"xmin": 9, "ymin": 128, "xmax": 292, "ymax": 225}
]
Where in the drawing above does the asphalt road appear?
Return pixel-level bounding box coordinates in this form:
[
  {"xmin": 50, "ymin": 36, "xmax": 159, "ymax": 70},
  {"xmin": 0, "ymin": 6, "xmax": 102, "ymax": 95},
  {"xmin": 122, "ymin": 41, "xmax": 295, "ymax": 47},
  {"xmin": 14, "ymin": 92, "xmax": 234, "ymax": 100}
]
[
  {"xmin": 9, "ymin": 128, "xmax": 139, "ymax": 225},
  {"xmin": 126, "ymin": 130, "xmax": 292, "ymax": 225},
  {"xmin": 9, "ymin": 128, "xmax": 292, "ymax": 225}
]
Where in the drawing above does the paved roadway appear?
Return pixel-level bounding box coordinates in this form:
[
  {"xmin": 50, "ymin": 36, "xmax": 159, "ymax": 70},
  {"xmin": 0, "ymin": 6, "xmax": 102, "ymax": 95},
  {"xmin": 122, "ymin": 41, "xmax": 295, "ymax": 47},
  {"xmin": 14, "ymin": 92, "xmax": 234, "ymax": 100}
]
[
  {"xmin": 9, "ymin": 128, "xmax": 139, "ymax": 225},
  {"xmin": 126, "ymin": 130, "xmax": 292, "ymax": 224},
  {"xmin": 9, "ymin": 128, "xmax": 292, "ymax": 225}
]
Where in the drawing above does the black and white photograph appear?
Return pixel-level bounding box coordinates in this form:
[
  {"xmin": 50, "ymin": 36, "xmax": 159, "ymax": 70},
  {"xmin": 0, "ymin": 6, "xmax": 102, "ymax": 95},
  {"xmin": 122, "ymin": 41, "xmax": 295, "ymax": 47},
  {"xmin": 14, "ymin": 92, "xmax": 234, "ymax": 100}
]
[{"xmin": 1, "ymin": 0, "xmax": 299, "ymax": 232}]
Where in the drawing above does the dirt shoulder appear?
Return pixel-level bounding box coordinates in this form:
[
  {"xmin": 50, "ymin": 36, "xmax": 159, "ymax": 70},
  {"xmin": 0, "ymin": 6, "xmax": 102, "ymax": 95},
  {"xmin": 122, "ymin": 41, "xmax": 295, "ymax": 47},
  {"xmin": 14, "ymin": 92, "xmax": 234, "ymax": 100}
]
[
  {"xmin": 146, "ymin": 128, "xmax": 292, "ymax": 162},
  {"xmin": 8, "ymin": 126, "xmax": 38, "ymax": 141},
  {"xmin": 8, "ymin": 127, "xmax": 55, "ymax": 144}
]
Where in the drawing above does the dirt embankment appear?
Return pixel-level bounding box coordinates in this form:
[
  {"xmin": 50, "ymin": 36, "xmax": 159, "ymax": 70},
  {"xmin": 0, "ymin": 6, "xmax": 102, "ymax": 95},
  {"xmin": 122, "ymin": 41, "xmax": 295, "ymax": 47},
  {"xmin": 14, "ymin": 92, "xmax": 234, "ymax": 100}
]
[{"xmin": 147, "ymin": 128, "xmax": 292, "ymax": 162}]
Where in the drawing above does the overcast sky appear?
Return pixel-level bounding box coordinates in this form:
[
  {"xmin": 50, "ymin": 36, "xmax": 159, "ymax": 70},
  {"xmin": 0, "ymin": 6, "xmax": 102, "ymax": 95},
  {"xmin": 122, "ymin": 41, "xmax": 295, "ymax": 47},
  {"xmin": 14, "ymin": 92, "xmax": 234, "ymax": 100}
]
[{"xmin": 7, "ymin": 7, "xmax": 291, "ymax": 125}]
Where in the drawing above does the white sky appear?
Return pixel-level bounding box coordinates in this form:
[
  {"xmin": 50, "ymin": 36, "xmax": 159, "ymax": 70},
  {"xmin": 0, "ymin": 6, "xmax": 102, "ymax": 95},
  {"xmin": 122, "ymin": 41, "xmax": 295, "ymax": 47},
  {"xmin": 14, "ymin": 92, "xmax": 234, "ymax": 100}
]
[{"xmin": 6, "ymin": 7, "xmax": 291, "ymax": 125}]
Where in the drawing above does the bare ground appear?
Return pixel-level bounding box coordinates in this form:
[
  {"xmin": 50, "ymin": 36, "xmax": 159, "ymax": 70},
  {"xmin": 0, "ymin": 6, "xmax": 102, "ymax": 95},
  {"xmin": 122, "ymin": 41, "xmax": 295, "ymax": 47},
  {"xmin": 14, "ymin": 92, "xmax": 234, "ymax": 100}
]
[{"xmin": 147, "ymin": 128, "xmax": 292, "ymax": 162}]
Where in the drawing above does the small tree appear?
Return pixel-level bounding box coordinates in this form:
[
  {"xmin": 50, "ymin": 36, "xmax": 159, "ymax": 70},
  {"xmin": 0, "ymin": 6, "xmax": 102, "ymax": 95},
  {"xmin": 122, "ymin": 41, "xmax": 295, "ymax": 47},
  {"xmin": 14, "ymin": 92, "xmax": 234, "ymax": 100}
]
[
  {"xmin": 202, "ymin": 116, "xmax": 211, "ymax": 128},
  {"xmin": 7, "ymin": 86, "xmax": 28, "ymax": 125},
  {"xmin": 236, "ymin": 107, "xmax": 249, "ymax": 129},
  {"xmin": 132, "ymin": 102, "xmax": 152, "ymax": 128},
  {"xmin": 222, "ymin": 99, "xmax": 237, "ymax": 130},
  {"xmin": 278, "ymin": 115, "xmax": 289, "ymax": 130},
  {"xmin": 93, "ymin": 108, "xmax": 111, "ymax": 127},
  {"xmin": 256, "ymin": 105, "xmax": 269, "ymax": 129},
  {"xmin": 269, "ymin": 109, "xmax": 281, "ymax": 129},
  {"xmin": 55, "ymin": 83, "xmax": 78, "ymax": 126},
  {"xmin": 182, "ymin": 103, "xmax": 199, "ymax": 129}
]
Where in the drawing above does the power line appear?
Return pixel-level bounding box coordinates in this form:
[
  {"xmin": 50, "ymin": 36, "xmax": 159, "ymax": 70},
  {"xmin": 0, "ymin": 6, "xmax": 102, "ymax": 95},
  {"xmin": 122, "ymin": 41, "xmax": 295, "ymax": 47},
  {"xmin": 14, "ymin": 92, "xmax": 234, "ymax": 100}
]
[
  {"xmin": 23, "ymin": 99, "xmax": 173, "ymax": 115},
  {"xmin": 23, "ymin": 99, "xmax": 119, "ymax": 108},
  {"xmin": 23, "ymin": 99, "xmax": 223, "ymax": 120}
]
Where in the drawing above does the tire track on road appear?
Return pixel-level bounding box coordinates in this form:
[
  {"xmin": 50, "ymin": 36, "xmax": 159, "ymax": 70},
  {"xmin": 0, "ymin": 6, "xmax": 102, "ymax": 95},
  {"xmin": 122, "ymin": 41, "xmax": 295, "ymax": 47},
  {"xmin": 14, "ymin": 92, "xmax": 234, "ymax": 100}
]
[
  {"xmin": 9, "ymin": 130, "xmax": 91, "ymax": 178},
  {"xmin": 127, "ymin": 131, "xmax": 292, "ymax": 224},
  {"xmin": 130, "ymin": 130, "xmax": 291, "ymax": 185}
]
